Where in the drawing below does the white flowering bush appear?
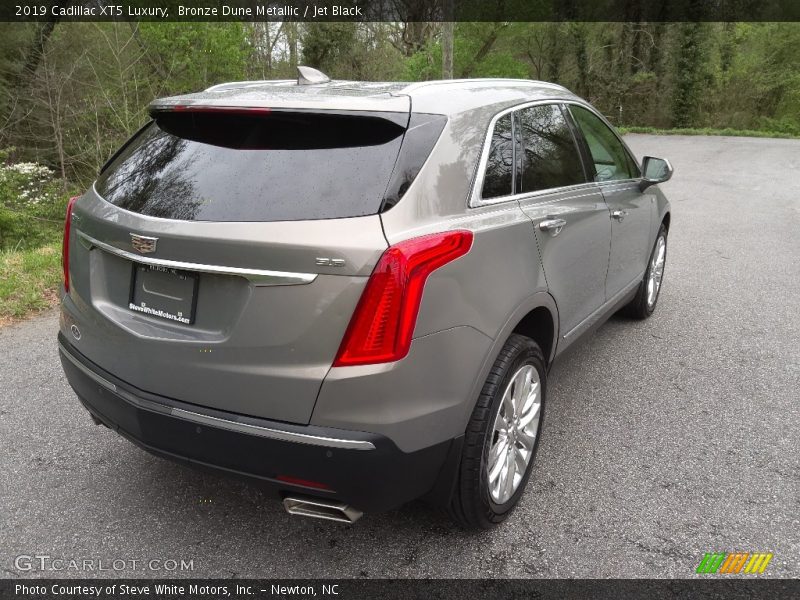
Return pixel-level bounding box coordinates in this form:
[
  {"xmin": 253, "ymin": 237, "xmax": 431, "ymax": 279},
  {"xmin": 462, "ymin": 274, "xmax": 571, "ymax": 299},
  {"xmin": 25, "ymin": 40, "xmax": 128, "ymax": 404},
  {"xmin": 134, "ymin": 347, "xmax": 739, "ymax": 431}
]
[
  {"xmin": 0, "ymin": 149, "xmax": 70, "ymax": 250},
  {"xmin": 1, "ymin": 163, "xmax": 57, "ymax": 204}
]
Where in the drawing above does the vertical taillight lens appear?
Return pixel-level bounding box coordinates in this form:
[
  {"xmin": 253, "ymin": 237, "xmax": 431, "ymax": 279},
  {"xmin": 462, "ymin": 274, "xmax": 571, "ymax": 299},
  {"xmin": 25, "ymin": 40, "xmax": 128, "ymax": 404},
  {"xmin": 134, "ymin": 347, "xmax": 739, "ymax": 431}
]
[
  {"xmin": 333, "ymin": 230, "xmax": 473, "ymax": 367},
  {"xmin": 62, "ymin": 195, "xmax": 79, "ymax": 293}
]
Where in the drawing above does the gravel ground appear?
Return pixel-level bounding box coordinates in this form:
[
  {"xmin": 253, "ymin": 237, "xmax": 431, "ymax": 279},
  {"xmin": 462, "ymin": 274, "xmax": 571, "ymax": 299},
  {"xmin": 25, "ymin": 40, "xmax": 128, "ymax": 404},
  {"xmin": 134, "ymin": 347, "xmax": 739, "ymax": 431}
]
[{"xmin": 0, "ymin": 134, "xmax": 798, "ymax": 579}]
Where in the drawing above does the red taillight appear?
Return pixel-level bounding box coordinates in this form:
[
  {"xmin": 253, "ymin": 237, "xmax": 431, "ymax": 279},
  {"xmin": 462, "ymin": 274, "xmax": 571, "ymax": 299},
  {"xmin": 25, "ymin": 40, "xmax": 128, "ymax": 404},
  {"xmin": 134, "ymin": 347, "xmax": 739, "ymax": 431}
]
[
  {"xmin": 62, "ymin": 195, "xmax": 79, "ymax": 293},
  {"xmin": 333, "ymin": 230, "xmax": 473, "ymax": 367}
]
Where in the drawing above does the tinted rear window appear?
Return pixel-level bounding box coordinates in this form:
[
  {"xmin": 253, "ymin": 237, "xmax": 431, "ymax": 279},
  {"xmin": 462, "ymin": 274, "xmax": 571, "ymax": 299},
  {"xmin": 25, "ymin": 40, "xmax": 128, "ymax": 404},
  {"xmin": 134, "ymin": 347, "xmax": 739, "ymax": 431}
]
[
  {"xmin": 516, "ymin": 104, "xmax": 586, "ymax": 193},
  {"xmin": 481, "ymin": 114, "xmax": 514, "ymax": 199},
  {"xmin": 95, "ymin": 110, "xmax": 407, "ymax": 222}
]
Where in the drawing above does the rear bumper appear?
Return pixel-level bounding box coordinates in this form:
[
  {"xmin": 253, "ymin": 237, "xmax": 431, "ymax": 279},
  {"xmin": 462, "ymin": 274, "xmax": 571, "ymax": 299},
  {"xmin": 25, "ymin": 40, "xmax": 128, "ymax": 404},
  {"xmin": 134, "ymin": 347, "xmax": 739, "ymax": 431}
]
[{"xmin": 58, "ymin": 335, "xmax": 460, "ymax": 512}]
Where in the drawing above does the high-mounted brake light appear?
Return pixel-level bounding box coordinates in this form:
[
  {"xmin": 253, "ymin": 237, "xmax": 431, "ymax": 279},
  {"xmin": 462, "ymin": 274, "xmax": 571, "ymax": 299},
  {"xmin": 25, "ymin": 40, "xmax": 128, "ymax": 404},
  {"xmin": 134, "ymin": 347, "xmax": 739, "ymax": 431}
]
[
  {"xmin": 62, "ymin": 195, "xmax": 79, "ymax": 293},
  {"xmin": 333, "ymin": 230, "xmax": 473, "ymax": 367},
  {"xmin": 164, "ymin": 105, "xmax": 272, "ymax": 115}
]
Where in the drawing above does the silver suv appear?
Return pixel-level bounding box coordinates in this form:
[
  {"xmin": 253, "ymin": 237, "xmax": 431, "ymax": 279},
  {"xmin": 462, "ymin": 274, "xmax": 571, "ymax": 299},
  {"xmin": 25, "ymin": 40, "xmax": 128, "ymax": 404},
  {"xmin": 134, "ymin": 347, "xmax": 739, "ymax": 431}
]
[{"xmin": 58, "ymin": 69, "xmax": 672, "ymax": 528}]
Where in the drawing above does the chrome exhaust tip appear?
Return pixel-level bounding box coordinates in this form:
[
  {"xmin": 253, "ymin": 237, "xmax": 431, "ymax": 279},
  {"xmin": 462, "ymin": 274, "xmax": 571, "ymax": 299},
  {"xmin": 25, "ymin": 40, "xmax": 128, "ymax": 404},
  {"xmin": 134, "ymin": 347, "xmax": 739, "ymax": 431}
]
[{"xmin": 283, "ymin": 496, "xmax": 363, "ymax": 524}]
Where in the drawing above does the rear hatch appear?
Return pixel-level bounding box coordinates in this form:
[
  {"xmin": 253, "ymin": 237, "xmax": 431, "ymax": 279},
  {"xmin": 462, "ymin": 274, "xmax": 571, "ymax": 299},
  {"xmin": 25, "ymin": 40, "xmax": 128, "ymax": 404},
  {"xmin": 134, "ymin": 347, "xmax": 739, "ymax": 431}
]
[{"xmin": 64, "ymin": 101, "xmax": 422, "ymax": 424}]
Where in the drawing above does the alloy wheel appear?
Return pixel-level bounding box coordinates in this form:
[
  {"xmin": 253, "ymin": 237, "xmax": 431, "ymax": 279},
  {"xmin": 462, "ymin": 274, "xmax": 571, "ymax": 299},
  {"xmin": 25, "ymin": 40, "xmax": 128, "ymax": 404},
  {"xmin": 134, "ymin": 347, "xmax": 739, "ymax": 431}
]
[
  {"xmin": 487, "ymin": 364, "xmax": 541, "ymax": 504},
  {"xmin": 647, "ymin": 235, "xmax": 667, "ymax": 308}
]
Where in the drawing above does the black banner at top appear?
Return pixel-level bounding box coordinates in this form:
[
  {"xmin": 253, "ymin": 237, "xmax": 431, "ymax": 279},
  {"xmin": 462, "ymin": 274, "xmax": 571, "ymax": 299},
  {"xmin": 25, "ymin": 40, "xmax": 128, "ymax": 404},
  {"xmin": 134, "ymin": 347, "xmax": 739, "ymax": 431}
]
[{"xmin": 2, "ymin": 0, "xmax": 800, "ymax": 22}]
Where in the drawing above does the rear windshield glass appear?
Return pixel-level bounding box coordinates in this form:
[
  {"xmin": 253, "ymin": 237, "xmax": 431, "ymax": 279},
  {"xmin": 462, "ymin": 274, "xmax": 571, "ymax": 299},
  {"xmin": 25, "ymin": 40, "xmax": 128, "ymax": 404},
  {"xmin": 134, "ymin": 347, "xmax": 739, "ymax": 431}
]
[{"xmin": 95, "ymin": 110, "xmax": 407, "ymax": 222}]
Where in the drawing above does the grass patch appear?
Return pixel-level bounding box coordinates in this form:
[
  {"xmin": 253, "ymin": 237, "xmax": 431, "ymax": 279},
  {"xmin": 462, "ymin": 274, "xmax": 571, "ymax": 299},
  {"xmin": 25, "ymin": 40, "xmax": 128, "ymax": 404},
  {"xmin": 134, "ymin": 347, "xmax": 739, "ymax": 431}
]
[
  {"xmin": 0, "ymin": 243, "xmax": 61, "ymax": 324},
  {"xmin": 618, "ymin": 126, "xmax": 800, "ymax": 139}
]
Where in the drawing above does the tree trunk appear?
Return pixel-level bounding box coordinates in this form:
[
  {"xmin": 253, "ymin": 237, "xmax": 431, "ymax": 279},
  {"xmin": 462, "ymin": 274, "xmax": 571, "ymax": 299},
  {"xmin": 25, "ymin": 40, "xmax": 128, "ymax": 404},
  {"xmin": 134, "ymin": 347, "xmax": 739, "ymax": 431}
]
[
  {"xmin": 671, "ymin": 23, "xmax": 705, "ymax": 128},
  {"xmin": 441, "ymin": 22, "xmax": 454, "ymax": 79},
  {"xmin": 571, "ymin": 24, "xmax": 588, "ymax": 98},
  {"xmin": 22, "ymin": 22, "xmax": 57, "ymax": 80},
  {"xmin": 287, "ymin": 22, "xmax": 298, "ymax": 70}
]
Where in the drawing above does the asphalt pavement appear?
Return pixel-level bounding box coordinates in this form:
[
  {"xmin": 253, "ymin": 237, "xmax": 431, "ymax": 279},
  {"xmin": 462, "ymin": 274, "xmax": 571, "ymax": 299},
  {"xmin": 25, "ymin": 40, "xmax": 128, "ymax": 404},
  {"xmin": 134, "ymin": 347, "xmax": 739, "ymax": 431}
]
[{"xmin": 1, "ymin": 135, "xmax": 798, "ymax": 579}]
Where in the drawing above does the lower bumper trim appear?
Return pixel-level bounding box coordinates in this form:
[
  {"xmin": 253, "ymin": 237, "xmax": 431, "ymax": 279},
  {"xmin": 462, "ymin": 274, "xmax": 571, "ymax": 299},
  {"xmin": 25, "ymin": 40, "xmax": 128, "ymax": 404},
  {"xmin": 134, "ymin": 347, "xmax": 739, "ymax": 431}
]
[
  {"xmin": 58, "ymin": 340, "xmax": 373, "ymax": 451},
  {"xmin": 58, "ymin": 335, "xmax": 454, "ymax": 512},
  {"xmin": 170, "ymin": 407, "xmax": 375, "ymax": 450}
]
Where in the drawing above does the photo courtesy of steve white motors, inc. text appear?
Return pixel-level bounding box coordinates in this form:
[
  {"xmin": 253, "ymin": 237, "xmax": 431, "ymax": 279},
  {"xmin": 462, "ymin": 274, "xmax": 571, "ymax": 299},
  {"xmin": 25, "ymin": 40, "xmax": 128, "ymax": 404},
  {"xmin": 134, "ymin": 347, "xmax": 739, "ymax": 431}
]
[{"xmin": 13, "ymin": 583, "xmax": 338, "ymax": 597}]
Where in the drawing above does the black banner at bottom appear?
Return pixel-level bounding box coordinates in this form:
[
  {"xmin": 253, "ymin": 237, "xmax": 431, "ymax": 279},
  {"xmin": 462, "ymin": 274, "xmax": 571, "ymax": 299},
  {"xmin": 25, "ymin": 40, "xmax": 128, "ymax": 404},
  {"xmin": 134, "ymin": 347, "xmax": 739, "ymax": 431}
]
[{"xmin": 1, "ymin": 579, "xmax": 798, "ymax": 600}]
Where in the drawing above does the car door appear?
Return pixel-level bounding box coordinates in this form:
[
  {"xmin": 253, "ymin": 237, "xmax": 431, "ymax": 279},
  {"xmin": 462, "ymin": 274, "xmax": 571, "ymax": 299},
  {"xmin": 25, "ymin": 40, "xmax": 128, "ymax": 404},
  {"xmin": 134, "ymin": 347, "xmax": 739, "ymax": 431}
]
[
  {"xmin": 567, "ymin": 104, "xmax": 653, "ymax": 299},
  {"xmin": 514, "ymin": 103, "xmax": 612, "ymax": 340}
]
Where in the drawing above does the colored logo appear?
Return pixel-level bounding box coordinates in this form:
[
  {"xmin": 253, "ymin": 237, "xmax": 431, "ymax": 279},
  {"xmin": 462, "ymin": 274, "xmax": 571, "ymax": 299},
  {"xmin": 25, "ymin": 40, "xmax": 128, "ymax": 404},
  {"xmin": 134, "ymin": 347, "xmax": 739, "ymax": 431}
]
[{"xmin": 696, "ymin": 552, "xmax": 773, "ymax": 574}]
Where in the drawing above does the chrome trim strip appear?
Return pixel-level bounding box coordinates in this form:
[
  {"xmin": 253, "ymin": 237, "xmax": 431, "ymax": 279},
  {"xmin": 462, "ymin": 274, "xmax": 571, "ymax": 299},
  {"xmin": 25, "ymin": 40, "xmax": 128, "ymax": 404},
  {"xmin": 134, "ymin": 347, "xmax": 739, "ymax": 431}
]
[
  {"xmin": 59, "ymin": 343, "xmax": 118, "ymax": 392},
  {"xmin": 77, "ymin": 231, "xmax": 317, "ymax": 286},
  {"xmin": 58, "ymin": 342, "xmax": 375, "ymax": 451},
  {"xmin": 513, "ymin": 183, "xmax": 602, "ymax": 205},
  {"xmin": 171, "ymin": 408, "xmax": 376, "ymax": 451}
]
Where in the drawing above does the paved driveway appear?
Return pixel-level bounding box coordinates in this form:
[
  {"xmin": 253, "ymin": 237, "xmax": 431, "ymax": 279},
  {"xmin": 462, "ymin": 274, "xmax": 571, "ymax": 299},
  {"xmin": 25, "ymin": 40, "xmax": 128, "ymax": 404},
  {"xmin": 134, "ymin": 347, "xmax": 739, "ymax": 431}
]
[{"xmin": 1, "ymin": 135, "xmax": 798, "ymax": 578}]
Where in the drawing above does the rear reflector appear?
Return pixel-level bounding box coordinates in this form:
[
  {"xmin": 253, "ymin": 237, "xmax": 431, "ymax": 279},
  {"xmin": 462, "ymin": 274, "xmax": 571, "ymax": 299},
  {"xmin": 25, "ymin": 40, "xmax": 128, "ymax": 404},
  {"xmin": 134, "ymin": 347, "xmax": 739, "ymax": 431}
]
[
  {"xmin": 333, "ymin": 230, "xmax": 473, "ymax": 367},
  {"xmin": 276, "ymin": 475, "xmax": 331, "ymax": 490},
  {"xmin": 62, "ymin": 195, "xmax": 79, "ymax": 293}
]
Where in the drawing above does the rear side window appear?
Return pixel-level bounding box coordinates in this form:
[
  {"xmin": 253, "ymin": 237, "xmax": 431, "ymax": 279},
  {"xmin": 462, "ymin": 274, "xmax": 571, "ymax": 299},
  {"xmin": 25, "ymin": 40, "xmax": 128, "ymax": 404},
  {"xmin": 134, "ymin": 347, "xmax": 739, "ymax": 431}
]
[
  {"xmin": 481, "ymin": 114, "xmax": 514, "ymax": 199},
  {"xmin": 516, "ymin": 104, "xmax": 586, "ymax": 193},
  {"xmin": 569, "ymin": 105, "xmax": 638, "ymax": 182},
  {"xmin": 95, "ymin": 110, "xmax": 408, "ymax": 222}
]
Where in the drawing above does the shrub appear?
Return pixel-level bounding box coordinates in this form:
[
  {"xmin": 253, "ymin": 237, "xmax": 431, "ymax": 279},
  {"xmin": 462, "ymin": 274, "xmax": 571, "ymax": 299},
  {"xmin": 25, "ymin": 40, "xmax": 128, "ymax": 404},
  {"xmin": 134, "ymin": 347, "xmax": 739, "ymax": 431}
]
[{"xmin": 0, "ymin": 149, "xmax": 71, "ymax": 250}]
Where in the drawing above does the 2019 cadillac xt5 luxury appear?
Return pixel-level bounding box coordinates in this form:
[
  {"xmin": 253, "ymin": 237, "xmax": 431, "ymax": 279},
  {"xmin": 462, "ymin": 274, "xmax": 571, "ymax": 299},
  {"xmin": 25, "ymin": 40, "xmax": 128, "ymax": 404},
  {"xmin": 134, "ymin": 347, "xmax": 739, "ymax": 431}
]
[{"xmin": 59, "ymin": 68, "xmax": 672, "ymax": 528}]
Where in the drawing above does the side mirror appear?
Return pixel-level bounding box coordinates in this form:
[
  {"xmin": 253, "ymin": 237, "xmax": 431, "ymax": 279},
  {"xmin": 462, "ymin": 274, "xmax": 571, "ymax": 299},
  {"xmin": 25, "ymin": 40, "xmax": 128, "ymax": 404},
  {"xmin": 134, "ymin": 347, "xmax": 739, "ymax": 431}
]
[{"xmin": 639, "ymin": 156, "xmax": 673, "ymax": 191}]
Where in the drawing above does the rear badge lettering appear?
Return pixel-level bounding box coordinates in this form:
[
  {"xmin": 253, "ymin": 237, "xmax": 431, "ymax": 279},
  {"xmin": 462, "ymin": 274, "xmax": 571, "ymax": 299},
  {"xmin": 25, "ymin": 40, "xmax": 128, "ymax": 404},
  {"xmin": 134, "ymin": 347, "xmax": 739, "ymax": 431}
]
[{"xmin": 315, "ymin": 257, "xmax": 345, "ymax": 267}]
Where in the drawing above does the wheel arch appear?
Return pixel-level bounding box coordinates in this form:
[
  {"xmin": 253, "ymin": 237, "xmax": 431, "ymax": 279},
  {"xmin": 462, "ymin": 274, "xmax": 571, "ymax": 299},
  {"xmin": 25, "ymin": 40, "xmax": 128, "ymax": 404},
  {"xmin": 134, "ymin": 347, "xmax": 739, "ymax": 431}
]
[
  {"xmin": 460, "ymin": 292, "xmax": 559, "ymax": 431},
  {"xmin": 488, "ymin": 292, "xmax": 559, "ymax": 371},
  {"xmin": 512, "ymin": 306, "xmax": 557, "ymax": 369}
]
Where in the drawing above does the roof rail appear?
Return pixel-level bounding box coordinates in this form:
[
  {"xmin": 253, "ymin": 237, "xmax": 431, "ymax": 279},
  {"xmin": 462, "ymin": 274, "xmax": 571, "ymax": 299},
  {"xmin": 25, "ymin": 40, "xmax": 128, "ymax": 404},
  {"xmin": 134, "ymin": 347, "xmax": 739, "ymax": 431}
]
[
  {"xmin": 401, "ymin": 78, "xmax": 569, "ymax": 93},
  {"xmin": 205, "ymin": 79, "xmax": 293, "ymax": 92}
]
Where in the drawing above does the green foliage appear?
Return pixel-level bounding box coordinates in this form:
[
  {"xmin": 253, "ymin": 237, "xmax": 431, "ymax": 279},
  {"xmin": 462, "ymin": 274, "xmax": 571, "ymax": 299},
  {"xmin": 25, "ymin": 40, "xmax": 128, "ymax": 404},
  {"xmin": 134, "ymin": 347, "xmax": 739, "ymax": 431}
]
[
  {"xmin": 301, "ymin": 23, "xmax": 405, "ymax": 80},
  {"xmin": 618, "ymin": 126, "xmax": 799, "ymax": 139},
  {"xmin": 0, "ymin": 149, "xmax": 71, "ymax": 320},
  {"xmin": 301, "ymin": 23, "xmax": 357, "ymax": 73},
  {"xmin": 0, "ymin": 21, "xmax": 798, "ymax": 321},
  {"xmin": 405, "ymin": 23, "xmax": 527, "ymax": 81},
  {"xmin": 0, "ymin": 149, "xmax": 69, "ymax": 250},
  {"xmin": 0, "ymin": 242, "xmax": 61, "ymax": 320},
  {"xmin": 754, "ymin": 116, "xmax": 800, "ymax": 137},
  {"xmin": 714, "ymin": 23, "xmax": 800, "ymax": 131},
  {"xmin": 670, "ymin": 23, "xmax": 709, "ymax": 128},
  {"xmin": 137, "ymin": 23, "xmax": 251, "ymax": 96},
  {"xmin": 1, "ymin": 21, "xmax": 797, "ymax": 187},
  {"xmin": 404, "ymin": 42, "xmax": 438, "ymax": 81}
]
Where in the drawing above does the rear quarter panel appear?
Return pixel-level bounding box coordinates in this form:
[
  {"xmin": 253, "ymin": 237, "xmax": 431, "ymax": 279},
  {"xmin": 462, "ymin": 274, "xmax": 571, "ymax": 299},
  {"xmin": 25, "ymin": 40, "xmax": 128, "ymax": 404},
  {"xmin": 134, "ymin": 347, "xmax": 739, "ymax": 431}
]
[{"xmin": 314, "ymin": 108, "xmax": 557, "ymax": 452}]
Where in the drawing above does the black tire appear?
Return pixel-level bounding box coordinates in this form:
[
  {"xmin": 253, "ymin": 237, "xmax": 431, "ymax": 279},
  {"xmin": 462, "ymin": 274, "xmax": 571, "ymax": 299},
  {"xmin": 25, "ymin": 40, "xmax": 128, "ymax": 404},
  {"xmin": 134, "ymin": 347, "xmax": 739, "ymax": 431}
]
[
  {"xmin": 624, "ymin": 224, "xmax": 668, "ymax": 319},
  {"xmin": 448, "ymin": 334, "xmax": 546, "ymax": 529}
]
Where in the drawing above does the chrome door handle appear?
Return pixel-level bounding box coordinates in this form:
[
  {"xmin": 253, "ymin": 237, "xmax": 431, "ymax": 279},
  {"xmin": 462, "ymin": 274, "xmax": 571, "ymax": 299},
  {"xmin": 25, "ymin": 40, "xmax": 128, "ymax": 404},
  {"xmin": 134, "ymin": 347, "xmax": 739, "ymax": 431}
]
[
  {"xmin": 539, "ymin": 218, "xmax": 567, "ymax": 236},
  {"xmin": 611, "ymin": 210, "xmax": 627, "ymax": 221}
]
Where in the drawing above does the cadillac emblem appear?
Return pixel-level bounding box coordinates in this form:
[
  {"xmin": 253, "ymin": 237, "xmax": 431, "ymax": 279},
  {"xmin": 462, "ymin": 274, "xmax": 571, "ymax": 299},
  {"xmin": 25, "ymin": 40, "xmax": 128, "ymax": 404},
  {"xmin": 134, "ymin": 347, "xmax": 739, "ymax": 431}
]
[{"xmin": 130, "ymin": 233, "xmax": 158, "ymax": 254}]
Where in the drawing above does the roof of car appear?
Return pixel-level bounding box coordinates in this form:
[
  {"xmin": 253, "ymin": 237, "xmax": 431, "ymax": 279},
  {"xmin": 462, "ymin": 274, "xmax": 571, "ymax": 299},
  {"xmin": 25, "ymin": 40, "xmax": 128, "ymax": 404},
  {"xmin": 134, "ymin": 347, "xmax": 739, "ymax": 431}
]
[{"xmin": 149, "ymin": 77, "xmax": 582, "ymax": 117}]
